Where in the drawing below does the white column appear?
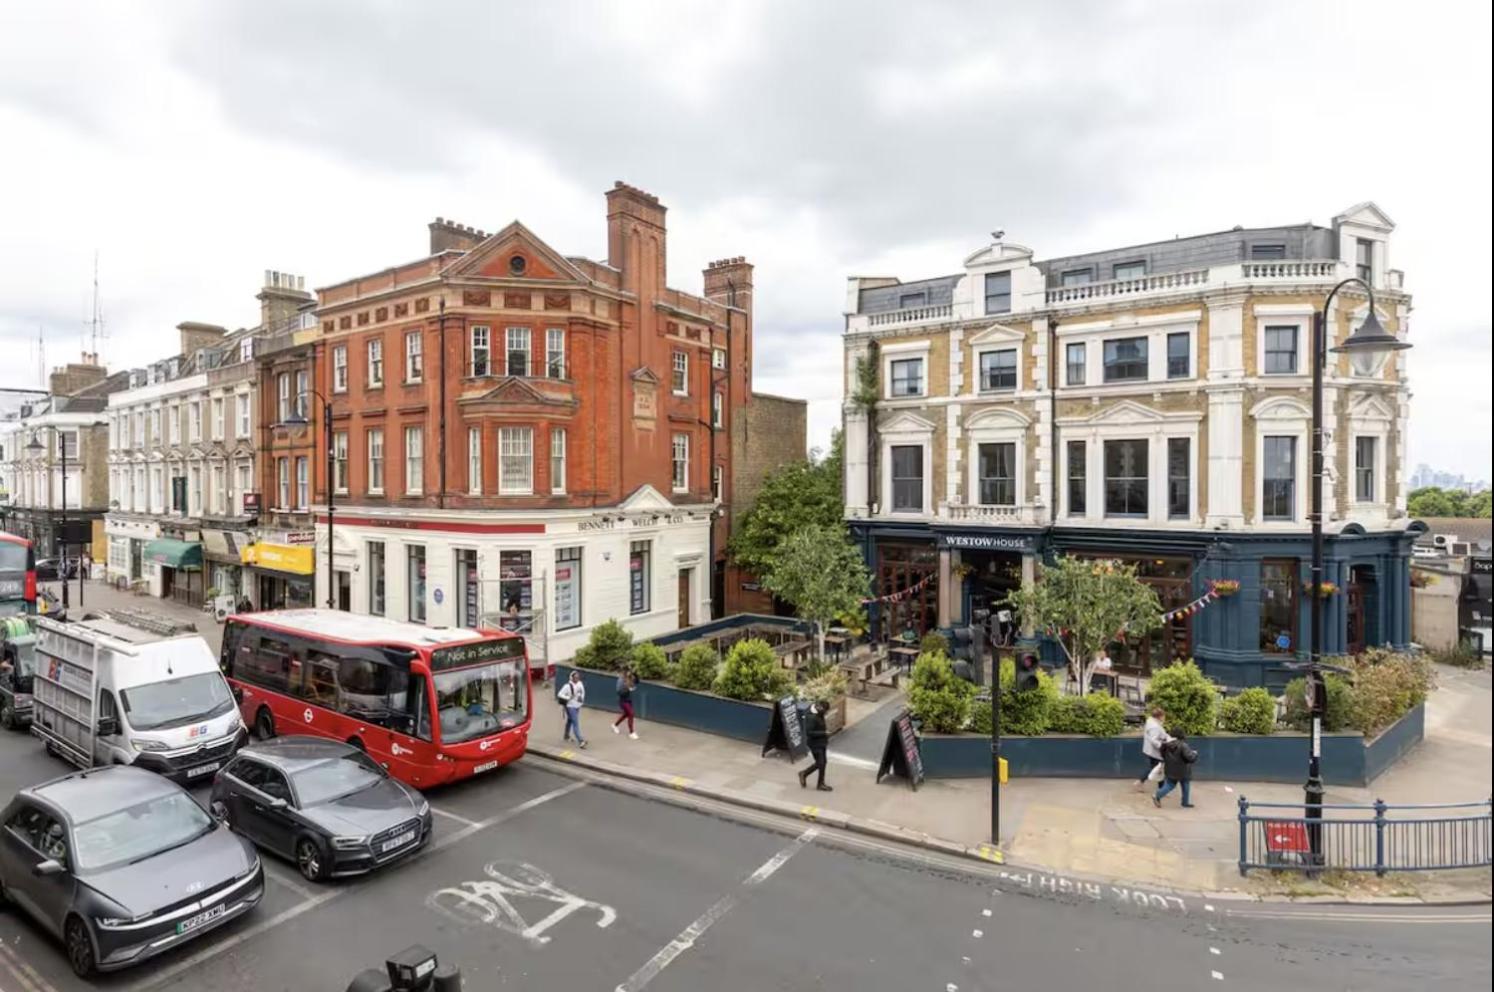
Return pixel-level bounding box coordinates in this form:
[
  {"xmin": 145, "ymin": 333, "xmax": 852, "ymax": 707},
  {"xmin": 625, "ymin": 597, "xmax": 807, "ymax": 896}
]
[{"xmin": 1205, "ymin": 293, "xmax": 1246, "ymax": 528}]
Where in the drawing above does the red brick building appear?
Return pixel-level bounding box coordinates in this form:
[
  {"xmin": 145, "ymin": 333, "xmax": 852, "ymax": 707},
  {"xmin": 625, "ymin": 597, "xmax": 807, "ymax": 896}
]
[{"xmin": 300, "ymin": 182, "xmax": 787, "ymax": 662}]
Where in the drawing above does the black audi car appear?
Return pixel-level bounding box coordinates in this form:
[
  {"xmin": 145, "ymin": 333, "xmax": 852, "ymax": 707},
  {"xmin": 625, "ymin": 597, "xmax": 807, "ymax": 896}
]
[
  {"xmin": 0, "ymin": 766, "xmax": 263, "ymax": 977},
  {"xmin": 209, "ymin": 737, "xmax": 432, "ymax": 882}
]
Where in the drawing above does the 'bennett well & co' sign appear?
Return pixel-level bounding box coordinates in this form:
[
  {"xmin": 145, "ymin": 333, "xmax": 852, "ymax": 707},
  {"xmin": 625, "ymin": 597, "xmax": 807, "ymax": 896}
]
[{"xmin": 936, "ymin": 532, "xmax": 1037, "ymax": 552}]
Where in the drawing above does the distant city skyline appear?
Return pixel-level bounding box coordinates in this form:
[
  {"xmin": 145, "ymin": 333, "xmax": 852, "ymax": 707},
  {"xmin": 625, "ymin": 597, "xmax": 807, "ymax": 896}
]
[{"xmin": 1410, "ymin": 463, "xmax": 1490, "ymax": 494}]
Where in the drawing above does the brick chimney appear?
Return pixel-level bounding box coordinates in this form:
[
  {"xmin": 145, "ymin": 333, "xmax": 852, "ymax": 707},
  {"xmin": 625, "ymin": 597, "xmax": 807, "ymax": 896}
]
[
  {"xmin": 257, "ymin": 270, "xmax": 313, "ymax": 330},
  {"xmin": 48, "ymin": 352, "xmax": 108, "ymax": 396},
  {"xmin": 606, "ymin": 181, "xmax": 667, "ymax": 289},
  {"xmin": 429, "ymin": 217, "xmax": 488, "ymax": 255},
  {"xmin": 178, "ymin": 321, "xmax": 228, "ymax": 358},
  {"xmin": 704, "ymin": 256, "xmax": 754, "ymax": 318}
]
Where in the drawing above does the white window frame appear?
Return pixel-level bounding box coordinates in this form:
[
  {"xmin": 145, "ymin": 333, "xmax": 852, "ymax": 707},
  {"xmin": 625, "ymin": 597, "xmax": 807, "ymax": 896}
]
[
  {"xmin": 671, "ymin": 433, "xmax": 689, "ymax": 493},
  {"xmin": 880, "ymin": 340, "xmax": 931, "ymax": 400},
  {"xmin": 963, "ymin": 410, "xmax": 1028, "ymax": 508},
  {"xmin": 1346, "ymin": 394, "xmax": 1393, "ymax": 517},
  {"xmin": 1353, "ymin": 434, "xmax": 1379, "ymax": 504},
  {"xmin": 212, "ymin": 397, "xmax": 225, "ymax": 440},
  {"xmin": 505, "ymin": 327, "xmax": 529, "ymax": 377},
  {"xmin": 295, "ymin": 370, "xmax": 309, "ymax": 419},
  {"xmin": 189, "ymin": 402, "xmax": 202, "ymax": 441},
  {"xmin": 332, "ymin": 345, "xmax": 348, "ymax": 392},
  {"xmin": 712, "ymin": 391, "xmax": 723, "ymax": 429},
  {"xmin": 367, "ymin": 338, "xmax": 384, "ymax": 387},
  {"xmin": 333, "ymin": 431, "xmax": 349, "ymax": 494},
  {"xmin": 405, "ymin": 330, "xmax": 423, "ymax": 383},
  {"xmin": 1249, "ymin": 396, "xmax": 1310, "ymax": 528},
  {"xmin": 295, "ymin": 456, "xmax": 309, "ymax": 509},
  {"xmin": 471, "ymin": 326, "xmax": 491, "ymax": 377},
  {"xmin": 236, "ymin": 393, "xmax": 250, "ymax": 438},
  {"xmin": 467, "ymin": 426, "xmax": 482, "ymax": 495},
  {"xmin": 1253, "ymin": 305, "xmax": 1313, "ymax": 379},
  {"xmin": 671, "ymin": 351, "xmax": 689, "ymax": 395},
  {"xmin": 713, "ymin": 465, "xmax": 723, "ymax": 502},
  {"xmin": 277, "ymin": 374, "xmax": 290, "ymax": 423},
  {"xmin": 1055, "ymin": 313, "xmax": 1201, "ymax": 392},
  {"xmin": 546, "ymin": 328, "xmax": 565, "ymax": 378},
  {"xmin": 499, "ymin": 426, "xmax": 533, "ymax": 495},
  {"xmin": 878, "ymin": 412, "xmax": 935, "ymax": 516},
  {"xmin": 712, "ymin": 348, "xmax": 726, "ymax": 370},
  {"xmin": 1055, "ymin": 401, "xmax": 1202, "ymax": 527},
  {"xmin": 976, "ymin": 348, "xmax": 1019, "ymax": 393},
  {"xmin": 550, "ymin": 427, "xmax": 567, "ymax": 494},
  {"xmin": 367, "ymin": 428, "xmax": 385, "ymax": 494},
  {"xmin": 404, "ymin": 426, "xmax": 423, "ymax": 495},
  {"xmin": 277, "ymin": 457, "xmax": 290, "ymax": 509}
]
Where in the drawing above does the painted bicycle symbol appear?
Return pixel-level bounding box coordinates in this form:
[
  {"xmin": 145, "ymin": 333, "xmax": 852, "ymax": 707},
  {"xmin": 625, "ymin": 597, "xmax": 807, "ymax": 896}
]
[{"xmin": 427, "ymin": 861, "xmax": 617, "ymax": 947}]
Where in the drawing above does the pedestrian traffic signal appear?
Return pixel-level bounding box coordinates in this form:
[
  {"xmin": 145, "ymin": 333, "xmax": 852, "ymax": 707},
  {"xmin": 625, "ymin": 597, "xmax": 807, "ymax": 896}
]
[{"xmin": 1016, "ymin": 653, "xmax": 1040, "ymax": 693}]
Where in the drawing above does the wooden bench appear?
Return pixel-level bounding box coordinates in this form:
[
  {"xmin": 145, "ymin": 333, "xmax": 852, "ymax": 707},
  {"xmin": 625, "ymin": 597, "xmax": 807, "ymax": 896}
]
[{"xmin": 840, "ymin": 655, "xmax": 889, "ymax": 696}]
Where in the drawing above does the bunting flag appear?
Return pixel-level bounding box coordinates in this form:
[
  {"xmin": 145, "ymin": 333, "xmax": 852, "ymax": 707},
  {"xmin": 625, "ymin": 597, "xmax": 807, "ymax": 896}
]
[{"xmin": 862, "ymin": 572, "xmax": 935, "ymax": 606}]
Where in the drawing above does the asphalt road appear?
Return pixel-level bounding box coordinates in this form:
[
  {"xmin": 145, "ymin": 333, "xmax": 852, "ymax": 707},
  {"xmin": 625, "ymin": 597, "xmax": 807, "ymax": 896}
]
[{"xmin": 0, "ymin": 724, "xmax": 1489, "ymax": 991}]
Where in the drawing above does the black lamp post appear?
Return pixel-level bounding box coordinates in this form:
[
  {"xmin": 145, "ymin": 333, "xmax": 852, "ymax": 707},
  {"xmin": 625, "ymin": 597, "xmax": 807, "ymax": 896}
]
[
  {"xmin": 1304, "ymin": 277, "xmax": 1410, "ymax": 864},
  {"xmin": 284, "ymin": 391, "xmax": 336, "ymax": 610},
  {"xmin": 25, "ymin": 428, "xmax": 71, "ymax": 610}
]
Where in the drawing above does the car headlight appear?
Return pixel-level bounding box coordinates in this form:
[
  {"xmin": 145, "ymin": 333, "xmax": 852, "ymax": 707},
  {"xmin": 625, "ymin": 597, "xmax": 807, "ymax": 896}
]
[
  {"xmin": 97, "ymin": 910, "xmax": 151, "ymax": 928},
  {"xmin": 416, "ymin": 798, "xmax": 430, "ymax": 817},
  {"xmin": 131, "ymin": 738, "xmax": 170, "ymax": 752},
  {"xmin": 331, "ymin": 835, "xmax": 368, "ymax": 850}
]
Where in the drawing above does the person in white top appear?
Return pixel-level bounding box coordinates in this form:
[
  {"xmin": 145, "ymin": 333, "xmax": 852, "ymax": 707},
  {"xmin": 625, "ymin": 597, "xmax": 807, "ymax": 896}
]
[
  {"xmin": 557, "ymin": 671, "xmax": 588, "ymax": 748},
  {"xmin": 1135, "ymin": 706, "xmax": 1171, "ymax": 791}
]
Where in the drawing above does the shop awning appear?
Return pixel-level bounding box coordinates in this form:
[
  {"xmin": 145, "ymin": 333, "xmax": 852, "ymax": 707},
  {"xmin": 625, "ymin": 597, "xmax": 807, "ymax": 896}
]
[
  {"xmin": 144, "ymin": 538, "xmax": 203, "ymax": 570},
  {"xmin": 202, "ymin": 529, "xmax": 241, "ymax": 560}
]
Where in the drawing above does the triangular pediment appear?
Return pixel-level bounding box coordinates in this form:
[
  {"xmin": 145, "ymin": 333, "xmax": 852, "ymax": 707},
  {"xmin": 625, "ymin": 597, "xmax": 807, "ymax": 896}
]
[
  {"xmin": 879, "ymin": 410, "xmax": 936, "ymax": 434},
  {"xmin": 618, "ymin": 484, "xmax": 676, "ymax": 512},
  {"xmin": 1348, "ymin": 394, "xmax": 1394, "ymax": 422},
  {"xmin": 1335, "ymin": 201, "xmax": 1394, "ymax": 231},
  {"xmin": 444, "ymin": 221, "xmax": 589, "ymax": 283},
  {"xmin": 967, "ymin": 321, "xmax": 1026, "ymax": 346},
  {"xmin": 630, "ymin": 367, "xmax": 660, "ymax": 384},
  {"xmin": 462, "ymin": 376, "xmax": 578, "ymax": 409}
]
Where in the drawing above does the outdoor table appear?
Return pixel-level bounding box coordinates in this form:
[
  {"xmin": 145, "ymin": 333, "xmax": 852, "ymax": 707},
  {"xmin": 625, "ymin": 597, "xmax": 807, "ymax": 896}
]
[
  {"xmin": 823, "ymin": 633, "xmax": 849, "ymax": 663},
  {"xmin": 889, "ymin": 645, "xmax": 919, "ymax": 675}
]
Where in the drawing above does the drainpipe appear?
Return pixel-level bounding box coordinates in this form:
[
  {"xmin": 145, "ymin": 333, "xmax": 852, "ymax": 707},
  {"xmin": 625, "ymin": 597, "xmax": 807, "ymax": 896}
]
[{"xmin": 438, "ymin": 299, "xmax": 447, "ymax": 509}]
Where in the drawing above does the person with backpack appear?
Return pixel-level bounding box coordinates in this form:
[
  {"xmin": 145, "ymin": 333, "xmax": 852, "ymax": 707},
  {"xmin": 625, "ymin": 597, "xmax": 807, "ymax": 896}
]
[
  {"xmin": 613, "ymin": 668, "xmax": 639, "ymax": 739},
  {"xmin": 1153, "ymin": 733, "xmax": 1197, "ymax": 808},
  {"xmin": 557, "ymin": 670, "xmax": 588, "ymax": 748}
]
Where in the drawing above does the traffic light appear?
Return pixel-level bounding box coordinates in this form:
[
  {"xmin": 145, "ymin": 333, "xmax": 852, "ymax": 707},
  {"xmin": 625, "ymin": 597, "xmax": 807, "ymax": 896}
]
[{"xmin": 1015, "ymin": 653, "xmax": 1040, "ymax": 693}]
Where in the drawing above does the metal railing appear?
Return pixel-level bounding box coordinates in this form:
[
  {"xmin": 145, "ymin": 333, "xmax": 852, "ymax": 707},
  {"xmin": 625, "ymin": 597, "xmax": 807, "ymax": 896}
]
[{"xmin": 1238, "ymin": 797, "xmax": 1492, "ymax": 876}]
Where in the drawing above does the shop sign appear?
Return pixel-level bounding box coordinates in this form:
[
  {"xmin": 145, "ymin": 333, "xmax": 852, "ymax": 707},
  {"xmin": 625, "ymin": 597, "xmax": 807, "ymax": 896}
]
[
  {"xmin": 936, "ymin": 532, "xmax": 1036, "ymax": 552},
  {"xmin": 1472, "ymin": 557, "xmax": 1492, "ymax": 576},
  {"xmin": 286, "ymin": 530, "xmax": 316, "ymax": 546},
  {"xmin": 241, "ymin": 542, "xmax": 315, "ymax": 575}
]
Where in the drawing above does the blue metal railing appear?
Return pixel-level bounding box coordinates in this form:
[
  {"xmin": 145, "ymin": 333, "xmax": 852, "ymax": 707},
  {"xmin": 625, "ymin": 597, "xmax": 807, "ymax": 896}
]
[{"xmin": 1238, "ymin": 796, "xmax": 1492, "ymax": 876}]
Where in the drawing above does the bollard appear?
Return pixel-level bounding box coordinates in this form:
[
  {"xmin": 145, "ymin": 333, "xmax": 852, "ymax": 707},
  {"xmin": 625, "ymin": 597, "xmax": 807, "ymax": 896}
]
[
  {"xmin": 1237, "ymin": 794, "xmax": 1248, "ymax": 877},
  {"xmin": 346, "ymin": 969, "xmax": 390, "ymax": 992},
  {"xmin": 1373, "ymin": 798, "xmax": 1388, "ymax": 877},
  {"xmin": 433, "ymin": 965, "xmax": 463, "ymax": 991}
]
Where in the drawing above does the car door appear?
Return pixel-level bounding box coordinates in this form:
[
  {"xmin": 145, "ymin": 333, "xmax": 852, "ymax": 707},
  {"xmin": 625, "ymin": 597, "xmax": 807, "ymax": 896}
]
[
  {"xmin": 0, "ymin": 802, "xmax": 49, "ymax": 923},
  {"xmin": 219, "ymin": 757, "xmax": 266, "ymax": 842},
  {"xmin": 0, "ymin": 803, "xmax": 72, "ymax": 937},
  {"xmin": 251, "ymin": 767, "xmax": 299, "ymax": 860}
]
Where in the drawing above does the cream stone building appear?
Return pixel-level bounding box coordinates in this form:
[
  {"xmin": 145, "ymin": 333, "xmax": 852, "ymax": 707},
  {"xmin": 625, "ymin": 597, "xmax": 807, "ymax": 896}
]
[{"xmin": 843, "ymin": 203, "xmax": 1419, "ymax": 687}]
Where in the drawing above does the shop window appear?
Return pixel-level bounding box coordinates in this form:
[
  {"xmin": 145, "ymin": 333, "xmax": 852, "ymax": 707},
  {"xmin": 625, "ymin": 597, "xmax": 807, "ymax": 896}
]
[{"xmin": 1260, "ymin": 559, "xmax": 1299, "ymax": 653}]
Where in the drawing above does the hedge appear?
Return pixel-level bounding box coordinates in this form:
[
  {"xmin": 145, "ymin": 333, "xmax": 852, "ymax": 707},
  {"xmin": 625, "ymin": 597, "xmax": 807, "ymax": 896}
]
[
  {"xmin": 1048, "ymin": 693, "xmax": 1127, "ymax": 738},
  {"xmin": 673, "ymin": 644, "xmax": 720, "ymax": 691},
  {"xmin": 1220, "ymin": 686, "xmax": 1276, "ymax": 735}
]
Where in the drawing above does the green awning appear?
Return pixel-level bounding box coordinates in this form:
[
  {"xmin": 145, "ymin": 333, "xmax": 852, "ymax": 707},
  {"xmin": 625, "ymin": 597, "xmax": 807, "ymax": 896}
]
[{"xmin": 144, "ymin": 538, "xmax": 203, "ymax": 570}]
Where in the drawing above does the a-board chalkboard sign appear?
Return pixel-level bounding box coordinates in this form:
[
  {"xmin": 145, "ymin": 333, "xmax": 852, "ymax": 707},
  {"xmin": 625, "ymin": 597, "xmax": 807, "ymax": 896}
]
[
  {"xmin": 875, "ymin": 709, "xmax": 925, "ymax": 791},
  {"xmin": 762, "ymin": 695, "xmax": 809, "ymax": 761}
]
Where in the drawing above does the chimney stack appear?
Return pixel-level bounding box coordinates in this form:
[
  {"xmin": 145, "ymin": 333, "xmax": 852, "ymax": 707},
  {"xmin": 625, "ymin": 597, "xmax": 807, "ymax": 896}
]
[
  {"xmin": 605, "ymin": 181, "xmax": 668, "ymax": 289},
  {"xmin": 48, "ymin": 355, "xmax": 109, "ymax": 396},
  {"xmin": 429, "ymin": 217, "xmax": 488, "ymax": 255},
  {"xmin": 703, "ymin": 256, "xmax": 754, "ymax": 318},
  {"xmin": 257, "ymin": 270, "xmax": 313, "ymax": 330}
]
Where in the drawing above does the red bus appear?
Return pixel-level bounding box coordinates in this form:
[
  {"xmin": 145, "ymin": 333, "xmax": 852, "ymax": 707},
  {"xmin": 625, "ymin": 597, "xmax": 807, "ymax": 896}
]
[
  {"xmin": 220, "ymin": 609, "xmax": 531, "ymax": 789},
  {"xmin": 0, "ymin": 532, "xmax": 37, "ymax": 617}
]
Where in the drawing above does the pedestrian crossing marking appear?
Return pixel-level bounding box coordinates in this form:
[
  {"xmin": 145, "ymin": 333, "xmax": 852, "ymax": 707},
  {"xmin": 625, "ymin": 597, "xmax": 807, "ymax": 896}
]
[
  {"xmin": 975, "ymin": 844, "xmax": 1004, "ymax": 864},
  {"xmin": 800, "ymin": 805, "xmax": 819, "ymax": 821},
  {"xmin": 559, "ymin": 749, "xmax": 576, "ymax": 760}
]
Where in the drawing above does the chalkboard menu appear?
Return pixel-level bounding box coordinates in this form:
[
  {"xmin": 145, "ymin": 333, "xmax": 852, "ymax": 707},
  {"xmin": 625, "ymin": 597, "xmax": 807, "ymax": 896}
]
[
  {"xmin": 761, "ymin": 695, "xmax": 808, "ymax": 761},
  {"xmin": 876, "ymin": 709, "xmax": 924, "ymax": 791}
]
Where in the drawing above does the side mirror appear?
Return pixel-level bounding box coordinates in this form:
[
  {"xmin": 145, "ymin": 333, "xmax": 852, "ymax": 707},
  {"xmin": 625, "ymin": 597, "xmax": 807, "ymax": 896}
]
[
  {"xmin": 265, "ymin": 796, "xmax": 288, "ymax": 810},
  {"xmin": 231, "ymin": 686, "xmax": 244, "ymax": 704},
  {"xmin": 33, "ymin": 859, "xmax": 65, "ymax": 877},
  {"xmin": 96, "ymin": 717, "xmax": 118, "ymax": 736}
]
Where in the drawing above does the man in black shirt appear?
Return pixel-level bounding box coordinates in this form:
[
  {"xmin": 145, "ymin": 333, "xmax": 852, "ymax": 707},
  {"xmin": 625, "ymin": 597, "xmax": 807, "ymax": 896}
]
[{"xmin": 797, "ymin": 700, "xmax": 833, "ymax": 792}]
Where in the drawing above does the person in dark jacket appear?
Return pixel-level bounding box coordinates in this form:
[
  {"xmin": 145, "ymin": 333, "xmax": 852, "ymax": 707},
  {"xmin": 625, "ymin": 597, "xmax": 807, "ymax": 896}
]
[
  {"xmin": 612, "ymin": 668, "xmax": 638, "ymax": 739},
  {"xmin": 797, "ymin": 700, "xmax": 833, "ymax": 792},
  {"xmin": 1153, "ymin": 734, "xmax": 1197, "ymax": 808}
]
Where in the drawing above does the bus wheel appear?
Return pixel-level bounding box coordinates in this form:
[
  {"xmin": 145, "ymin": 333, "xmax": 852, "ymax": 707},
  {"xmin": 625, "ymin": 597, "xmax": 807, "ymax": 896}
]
[
  {"xmin": 255, "ymin": 707, "xmax": 276, "ymax": 740},
  {"xmin": 346, "ymin": 737, "xmax": 365, "ymax": 753}
]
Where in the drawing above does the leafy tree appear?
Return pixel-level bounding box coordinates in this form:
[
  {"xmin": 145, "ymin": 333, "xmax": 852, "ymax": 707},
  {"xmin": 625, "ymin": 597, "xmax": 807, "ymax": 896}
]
[
  {"xmin": 1470, "ymin": 489, "xmax": 1492, "ymax": 518},
  {"xmin": 1408, "ymin": 486, "xmax": 1460, "ymax": 518},
  {"xmin": 1003, "ymin": 555, "xmax": 1163, "ymax": 695},
  {"xmin": 728, "ymin": 459, "xmax": 844, "ymax": 581},
  {"xmin": 760, "ymin": 524, "xmax": 872, "ymax": 663}
]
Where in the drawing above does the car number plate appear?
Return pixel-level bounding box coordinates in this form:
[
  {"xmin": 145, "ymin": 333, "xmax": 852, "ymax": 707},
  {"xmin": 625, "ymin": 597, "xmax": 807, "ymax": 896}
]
[
  {"xmin": 380, "ymin": 830, "xmax": 417, "ymax": 853},
  {"xmin": 186, "ymin": 761, "xmax": 221, "ymax": 779},
  {"xmin": 473, "ymin": 760, "xmax": 499, "ymax": 774},
  {"xmin": 176, "ymin": 904, "xmax": 225, "ymax": 935}
]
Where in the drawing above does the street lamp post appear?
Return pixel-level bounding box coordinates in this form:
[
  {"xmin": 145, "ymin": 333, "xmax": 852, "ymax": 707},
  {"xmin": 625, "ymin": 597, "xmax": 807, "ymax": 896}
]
[
  {"xmin": 286, "ymin": 392, "xmax": 335, "ymax": 610},
  {"xmin": 25, "ymin": 427, "xmax": 70, "ymax": 611},
  {"xmin": 1304, "ymin": 276, "xmax": 1410, "ymax": 866}
]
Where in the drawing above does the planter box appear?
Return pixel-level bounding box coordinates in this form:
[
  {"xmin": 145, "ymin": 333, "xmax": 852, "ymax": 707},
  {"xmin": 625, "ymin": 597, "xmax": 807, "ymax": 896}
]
[
  {"xmin": 555, "ymin": 665, "xmax": 772, "ymax": 743},
  {"xmin": 918, "ymin": 703, "xmax": 1425, "ymax": 787}
]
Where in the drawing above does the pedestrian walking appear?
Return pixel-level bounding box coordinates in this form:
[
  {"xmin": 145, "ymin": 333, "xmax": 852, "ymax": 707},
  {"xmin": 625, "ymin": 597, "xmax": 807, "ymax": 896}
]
[
  {"xmin": 1153, "ymin": 734, "xmax": 1197, "ymax": 808},
  {"xmin": 612, "ymin": 668, "xmax": 639, "ymax": 739},
  {"xmin": 1135, "ymin": 706, "xmax": 1171, "ymax": 790},
  {"xmin": 558, "ymin": 670, "xmax": 588, "ymax": 748},
  {"xmin": 797, "ymin": 700, "xmax": 833, "ymax": 792}
]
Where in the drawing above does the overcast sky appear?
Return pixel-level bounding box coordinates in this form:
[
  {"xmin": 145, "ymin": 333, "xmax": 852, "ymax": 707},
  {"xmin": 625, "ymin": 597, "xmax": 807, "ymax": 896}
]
[{"xmin": 2, "ymin": 0, "xmax": 1489, "ymax": 479}]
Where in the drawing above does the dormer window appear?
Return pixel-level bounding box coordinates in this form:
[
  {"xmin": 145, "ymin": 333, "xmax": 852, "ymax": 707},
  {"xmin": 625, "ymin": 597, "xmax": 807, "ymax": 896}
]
[
  {"xmin": 984, "ymin": 272, "xmax": 1011, "ymax": 315},
  {"xmin": 1061, "ymin": 268, "xmax": 1093, "ymax": 287},
  {"xmin": 899, "ymin": 292, "xmax": 927, "ymax": 309}
]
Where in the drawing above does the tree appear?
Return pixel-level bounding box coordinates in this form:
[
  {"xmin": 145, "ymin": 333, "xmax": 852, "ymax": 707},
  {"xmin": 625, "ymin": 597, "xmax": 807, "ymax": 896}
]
[
  {"xmin": 1003, "ymin": 555, "xmax": 1164, "ymax": 695},
  {"xmin": 760, "ymin": 524, "xmax": 872, "ymax": 663},
  {"xmin": 728, "ymin": 458, "xmax": 843, "ymax": 580},
  {"xmin": 1470, "ymin": 489, "xmax": 1493, "ymax": 518},
  {"xmin": 1408, "ymin": 486, "xmax": 1459, "ymax": 518}
]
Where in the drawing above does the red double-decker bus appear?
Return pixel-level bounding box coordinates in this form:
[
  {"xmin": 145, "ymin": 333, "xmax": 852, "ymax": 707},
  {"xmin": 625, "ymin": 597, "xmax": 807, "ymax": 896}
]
[
  {"xmin": 0, "ymin": 532, "xmax": 37, "ymax": 616},
  {"xmin": 220, "ymin": 610, "xmax": 530, "ymax": 789}
]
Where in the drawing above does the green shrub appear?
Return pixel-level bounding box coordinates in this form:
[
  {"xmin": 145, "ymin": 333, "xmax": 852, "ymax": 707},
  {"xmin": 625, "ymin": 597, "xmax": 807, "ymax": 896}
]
[
  {"xmin": 1283, "ymin": 674, "xmax": 1352, "ymax": 732},
  {"xmin": 1147, "ymin": 660, "xmax": 1218, "ymax": 736},
  {"xmin": 630, "ymin": 642, "xmax": 670, "ymax": 681},
  {"xmin": 798, "ymin": 668, "xmax": 849, "ymax": 706},
  {"xmin": 996, "ymin": 656, "xmax": 1058, "ymax": 736},
  {"xmin": 908, "ymin": 650, "xmax": 975, "ymax": 733},
  {"xmin": 967, "ymin": 695, "xmax": 994, "ymax": 735},
  {"xmin": 713, "ymin": 638, "xmax": 793, "ymax": 701},
  {"xmin": 1429, "ymin": 644, "xmax": 1484, "ymax": 669},
  {"xmin": 1049, "ymin": 693, "xmax": 1127, "ymax": 737},
  {"xmin": 1345, "ymin": 649, "xmax": 1434, "ymax": 736},
  {"xmin": 673, "ymin": 644, "xmax": 720, "ymax": 691},
  {"xmin": 919, "ymin": 631, "xmax": 950, "ymax": 657},
  {"xmin": 577, "ymin": 619, "xmax": 634, "ymax": 671},
  {"xmin": 1220, "ymin": 686, "xmax": 1277, "ymax": 735}
]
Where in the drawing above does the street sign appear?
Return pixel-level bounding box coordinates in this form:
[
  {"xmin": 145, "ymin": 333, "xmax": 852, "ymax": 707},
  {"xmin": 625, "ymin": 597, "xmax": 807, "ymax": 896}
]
[
  {"xmin": 761, "ymin": 695, "xmax": 808, "ymax": 761},
  {"xmin": 876, "ymin": 709, "xmax": 925, "ymax": 791}
]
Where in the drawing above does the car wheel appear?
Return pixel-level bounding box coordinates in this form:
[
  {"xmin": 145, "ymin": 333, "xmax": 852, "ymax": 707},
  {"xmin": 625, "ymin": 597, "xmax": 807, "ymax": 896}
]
[
  {"xmin": 0, "ymin": 700, "xmax": 14, "ymax": 731},
  {"xmin": 65, "ymin": 916, "xmax": 96, "ymax": 977},
  {"xmin": 255, "ymin": 707, "xmax": 275, "ymax": 740},
  {"xmin": 296, "ymin": 837, "xmax": 327, "ymax": 883}
]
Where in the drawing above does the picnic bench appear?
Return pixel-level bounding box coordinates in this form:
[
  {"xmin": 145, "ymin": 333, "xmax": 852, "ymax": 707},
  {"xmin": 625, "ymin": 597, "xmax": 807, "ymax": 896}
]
[{"xmin": 840, "ymin": 654, "xmax": 895, "ymax": 696}]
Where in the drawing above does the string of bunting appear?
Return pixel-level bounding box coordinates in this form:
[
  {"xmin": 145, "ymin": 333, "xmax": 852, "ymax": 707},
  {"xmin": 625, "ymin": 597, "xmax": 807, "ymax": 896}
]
[{"xmin": 861, "ymin": 572, "xmax": 935, "ymax": 606}]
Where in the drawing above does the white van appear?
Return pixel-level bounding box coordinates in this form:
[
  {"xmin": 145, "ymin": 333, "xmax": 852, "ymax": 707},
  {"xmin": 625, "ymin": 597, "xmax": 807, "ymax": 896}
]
[{"xmin": 30, "ymin": 614, "xmax": 247, "ymax": 783}]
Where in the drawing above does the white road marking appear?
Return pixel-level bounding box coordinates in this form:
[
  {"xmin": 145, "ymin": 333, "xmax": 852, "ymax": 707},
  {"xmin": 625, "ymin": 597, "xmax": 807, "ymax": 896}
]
[
  {"xmin": 1204, "ymin": 903, "xmax": 1215, "ymax": 912},
  {"xmin": 982, "ymin": 908, "xmax": 992, "ymax": 916},
  {"xmin": 428, "ymin": 862, "xmax": 617, "ymax": 945},
  {"xmin": 1210, "ymin": 946, "xmax": 1221, "ymax": 955},
  {"xmin": 615, "ymin": 827, "xmax": 818, "ymax": 992},
  {"xmin": 828, "ymin": 752, "xmax": 880, "ymax": 771},
  {"xmin": 430, "ymin": 805, "xmax": 480, "ymax": 828},
  {"xmin": 1211, "ymin": 970, "xmax": 1224, "ymax": 980},
  {"xmin": 125, "ymin": 781, "xmax": 587, "ymax": 992},
  {"xmin": 262, "ymin": 862, "xmax": 318, "ymax": 902},
  {"xmin": 1, "ymin": 940, "xmax": 59, "ymax": 992},
  {"xmin": 1227, "ymin": 910, "xmax": 1491, "ymax": 924}
]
